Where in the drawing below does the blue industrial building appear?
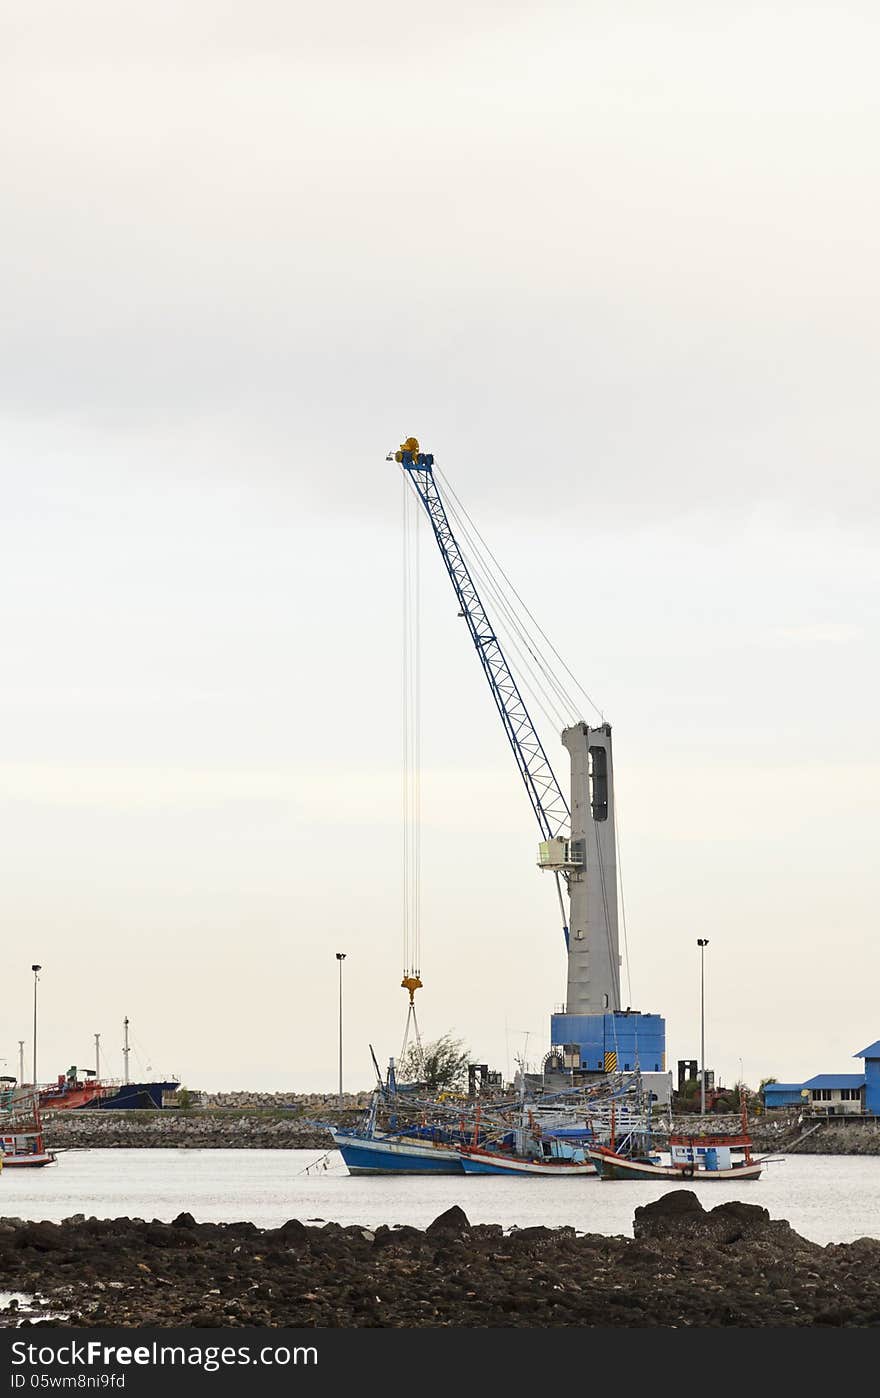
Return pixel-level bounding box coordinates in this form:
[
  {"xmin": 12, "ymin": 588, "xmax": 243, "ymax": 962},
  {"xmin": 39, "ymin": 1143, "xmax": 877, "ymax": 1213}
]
[
  {"xmin": 762, "ymin": 1042, "xmax": 880, "ymax": 1115},
  {"xmin": 549, "ymin": 1010, "xmax": 665, "ymax": 1075},
  {"xmin": 856, "ymin": 1042, "xmax": 880, "ymax": 1115},
  {"xmin": 762, "ymin": 1083, "xmax": 807, "ymax": 1109}
]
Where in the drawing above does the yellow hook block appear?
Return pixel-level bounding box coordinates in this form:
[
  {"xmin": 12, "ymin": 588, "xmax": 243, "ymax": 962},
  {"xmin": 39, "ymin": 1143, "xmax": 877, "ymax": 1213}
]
[{"xmin": 401, "ymin": 974, "xmax": 423, "ymax": 1006}]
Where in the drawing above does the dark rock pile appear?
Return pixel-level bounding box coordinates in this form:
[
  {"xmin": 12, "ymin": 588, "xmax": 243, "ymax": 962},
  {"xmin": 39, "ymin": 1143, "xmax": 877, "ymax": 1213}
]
[{"xmin": 2, "ymin": 1193, "xmax": 880, "ymax": 1328}]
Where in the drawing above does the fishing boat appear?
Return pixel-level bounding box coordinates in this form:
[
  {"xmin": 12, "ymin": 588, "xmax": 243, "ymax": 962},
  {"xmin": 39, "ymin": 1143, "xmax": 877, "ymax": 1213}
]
[
  {"xmin": 458, "ymin": 1143, "xmax": 595, "ymax": 1176},
  {"xmin": 330, "ymin": 1126, "xmax": 465, "ymax": 1175},
  {"xmin": 329, "ymin": 1090, "xmax": 469, "ymax": 1174},
  {"xmin": 588, "ymin": 1105, "xmax": 764, "ymax": 1181},
  {"xmin": 457, "ymin": 1083, "xmax": 656, "ymax": 1177},
  {"xmin": 0, "ymin": 1084, "xmax": 57, "ymax": 1168}
]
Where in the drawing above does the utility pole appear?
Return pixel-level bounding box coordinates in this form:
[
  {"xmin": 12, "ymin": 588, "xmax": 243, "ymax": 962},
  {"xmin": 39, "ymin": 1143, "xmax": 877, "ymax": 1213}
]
[
  {"xmin": 697, "ymin": 939, "xmax": 709, "ymax": 1114},
  {"xmin": 336, "ymin": 953, "xmax": 346, "ymax": 1107},
  {"xmin": 95, "ymin": 1033, "xmax": 101, "ymax": 1081},
  {"xmin": 123, "ymin": 1017, "xmax": 130, "ymax": 1085},
  {"xmin": 31, "ymin": 965, "xmax": 42, "ymax": 1088},
  {"xmin": 18, "ymin": 1040, "xmax": 24, "ymax": 1087}
]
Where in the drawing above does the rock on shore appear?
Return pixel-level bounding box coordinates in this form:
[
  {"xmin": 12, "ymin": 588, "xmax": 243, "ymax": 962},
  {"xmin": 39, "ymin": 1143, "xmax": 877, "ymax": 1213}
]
[{"xmin": 3, "ymin": 1192, "xmax": 880, "ymax": 1328}]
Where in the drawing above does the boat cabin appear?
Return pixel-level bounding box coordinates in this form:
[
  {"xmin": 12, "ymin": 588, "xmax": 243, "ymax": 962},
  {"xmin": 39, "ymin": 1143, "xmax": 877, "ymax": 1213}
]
[{"xmin": 671, "ymin": 1142, "xmax": 733, "ymax": 1171}]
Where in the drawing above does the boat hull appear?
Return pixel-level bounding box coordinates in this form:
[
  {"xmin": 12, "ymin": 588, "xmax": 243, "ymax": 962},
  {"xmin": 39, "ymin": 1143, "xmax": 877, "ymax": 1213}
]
[
  {"xmin": 94, "ymin": 1081, "xmax": 180, "ymax": 1109},
  {"xmin": 1, "ymin": 1152, "xmax": 56, "ymax": 1167},
  {"xmin": 331, "ymin": 1131, "xmax": 464, "ymax": 1175},
  {"xmin": 588, "ymin": 1150, "xmax": 763, "ymax": 1182},
  {"xmin": 459, "ymin": 1149, "xmax": 596, "ymax": 1177}
]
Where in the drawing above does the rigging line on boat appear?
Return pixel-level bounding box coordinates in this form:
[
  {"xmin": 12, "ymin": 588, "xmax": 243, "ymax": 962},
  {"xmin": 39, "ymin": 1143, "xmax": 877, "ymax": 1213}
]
[
  {"xmin": 439, "ymin": 486, "xmax": 579, "ymax": 729},
  {"xmin": 296, "ymin": 1152, "xmax": 332, "ymax": 1176},
  {"xmin": 434, "ymin": 464, "xmax": 605, "ymax": 724}
]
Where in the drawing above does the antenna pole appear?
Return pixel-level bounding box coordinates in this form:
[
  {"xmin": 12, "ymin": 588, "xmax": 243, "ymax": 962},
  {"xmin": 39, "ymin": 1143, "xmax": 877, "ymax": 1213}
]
[
  {"xmin": 123, "ymin": 1017, "xmax": 130, "ymax": 1085},
  {"xmin": 31, "ymin": 964, "xmax": 42, "ymax": 1087}
]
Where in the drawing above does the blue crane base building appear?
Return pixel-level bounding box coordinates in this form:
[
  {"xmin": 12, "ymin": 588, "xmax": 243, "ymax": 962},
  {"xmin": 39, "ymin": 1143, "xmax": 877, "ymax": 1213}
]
[{"xmin": 548, "ymin": 1010, "xmax": 666, "ymax": 1077}]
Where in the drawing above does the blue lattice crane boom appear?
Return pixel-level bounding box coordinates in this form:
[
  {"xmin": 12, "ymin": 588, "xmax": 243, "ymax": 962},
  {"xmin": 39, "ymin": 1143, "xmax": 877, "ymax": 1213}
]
[
  {"xmin": 391, "ymin": 438, "xmax": 570, "ymax": 846},
  {"xmin": 390, "ymin": 437, "xmax": 627, "ymax": 1024},
  {"xmin": 389, "ymin": 438, "xmax": 669, "ymax": 1076}
]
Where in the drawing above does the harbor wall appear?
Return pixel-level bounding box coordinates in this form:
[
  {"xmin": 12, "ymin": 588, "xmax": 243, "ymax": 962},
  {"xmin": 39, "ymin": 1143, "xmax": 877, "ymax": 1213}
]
[
  {"xmin": 44, "ymin": 1099, "xmax": 362, "ymax": 1151},
  {"xmin": 41, "ymin": 1100, "xmax": 880, "ymax": 1153}
]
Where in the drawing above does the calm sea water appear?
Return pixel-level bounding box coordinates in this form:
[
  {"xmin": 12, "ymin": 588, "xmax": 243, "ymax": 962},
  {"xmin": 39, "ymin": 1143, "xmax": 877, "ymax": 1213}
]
[{"xmin": 2, "ymin": 1150, "xmax": 879, "ymax": 1247}]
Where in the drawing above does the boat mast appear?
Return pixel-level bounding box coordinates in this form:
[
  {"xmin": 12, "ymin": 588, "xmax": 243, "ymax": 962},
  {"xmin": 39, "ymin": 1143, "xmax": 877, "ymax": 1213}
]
[
  {"xmin": 94, "ymin": 1032, "xmax": 101, "ymax": 1082},
  {"xmin": 122, "ymin": 1017, "xmax": 130, "ymax": 1085}
]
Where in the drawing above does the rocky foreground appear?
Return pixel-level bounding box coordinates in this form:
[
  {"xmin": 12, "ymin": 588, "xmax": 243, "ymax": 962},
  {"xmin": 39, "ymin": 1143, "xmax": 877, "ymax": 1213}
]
[{"xmin": 3, "ymin": 1192, "xmax": 880, "ymax": 1328}]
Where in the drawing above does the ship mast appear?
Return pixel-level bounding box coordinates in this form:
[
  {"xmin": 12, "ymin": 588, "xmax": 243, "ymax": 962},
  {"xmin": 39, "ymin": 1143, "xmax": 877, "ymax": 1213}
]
[{"xmin": 122, "ymin": 1017, "xmax": 130, "ymax": 1085}]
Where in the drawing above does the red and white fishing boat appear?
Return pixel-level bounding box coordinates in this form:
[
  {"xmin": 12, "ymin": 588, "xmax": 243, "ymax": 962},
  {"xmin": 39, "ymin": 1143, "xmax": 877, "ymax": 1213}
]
[
  {"xmin": 588, "ymin": 1103, "xmax": 764, "ymax": 1182},
  {"xmin": 457, "ymin": 1144, "xmax": 596, "ymax": 1175}
]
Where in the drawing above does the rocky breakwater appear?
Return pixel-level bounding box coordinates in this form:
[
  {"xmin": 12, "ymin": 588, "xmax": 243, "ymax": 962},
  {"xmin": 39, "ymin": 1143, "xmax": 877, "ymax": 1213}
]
[
  {"xmin": 3, "ymin": 1193, "xmax": 880, "ymax": 1328},
  {"xmin": 660, "ymin": 1109, "xmax": 880, "ymax": 1155},
  {"xmin": 782, "ymin": 1120, "xmax": 880, "ymax": 1155},
  {"xmin": 44, "ymin": 1109, "xmax": 352, "ymax": 1152}
]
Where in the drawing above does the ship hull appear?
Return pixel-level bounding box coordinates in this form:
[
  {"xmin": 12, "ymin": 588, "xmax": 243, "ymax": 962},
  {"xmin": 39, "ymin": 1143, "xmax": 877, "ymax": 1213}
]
[
  {"xmin": 331, "ymin": 1130, "xmax": 464, "ymax": 1174},
  {"xmin": 588, "ymin": 1150, "xmax": 763, "ymax": 1181},
  {"xmin": 459, "ymin": 1148, "xmax": 596, "ymax": 1176},
  {"xmin": 1, "ymin": 1152, "xmax": 56, "ymax": 1167},
  {"xmin": 94, "ymin": 1082, "xmax": 179, "ymax": 1109}
]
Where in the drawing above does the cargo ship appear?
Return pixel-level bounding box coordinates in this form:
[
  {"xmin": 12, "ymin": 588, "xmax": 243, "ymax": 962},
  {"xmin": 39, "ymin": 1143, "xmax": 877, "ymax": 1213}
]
[
  {"xmin": 39, "ymin": 1068, "xmax": 179, "ymax": 1111},
  {"xmin": 39, "ymin": 1019, "xmax": 178, "ymax": 1111}
]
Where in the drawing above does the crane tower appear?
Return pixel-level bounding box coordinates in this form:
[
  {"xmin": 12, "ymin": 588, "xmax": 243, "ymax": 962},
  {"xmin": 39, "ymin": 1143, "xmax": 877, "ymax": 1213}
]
[{"xmin": 393, "ymin": 439, "xmax": 665, "ymax": 1082}]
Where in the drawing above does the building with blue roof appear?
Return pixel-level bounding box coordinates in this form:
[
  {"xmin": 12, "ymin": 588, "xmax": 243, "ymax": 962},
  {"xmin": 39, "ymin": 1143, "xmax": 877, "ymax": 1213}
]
[
  {"xmin": 855, "ymin": 1043, "xmax": 880, "ymax": 1115},
  {"xmin": 801, "ymin": 1074, "xmax": 865, "ymax": 1114},
  {"xmin": 761, "ymin": 1046, "xmax": 880, "ymax": 1116},
  {"xmin": 762, "ymin": 1083, "xmax": 807, "ymax": 1110}
]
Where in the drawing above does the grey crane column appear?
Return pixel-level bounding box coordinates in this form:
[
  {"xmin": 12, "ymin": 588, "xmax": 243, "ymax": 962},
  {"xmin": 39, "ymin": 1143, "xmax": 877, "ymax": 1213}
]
[{"xmin": 562, "ymin": 723, "xmax": 620, "ymax": 1017}]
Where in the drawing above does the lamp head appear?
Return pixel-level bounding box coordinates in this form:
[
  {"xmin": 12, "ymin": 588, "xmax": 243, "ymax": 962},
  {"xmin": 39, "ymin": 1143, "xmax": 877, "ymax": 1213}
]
[
  {"xmin": 32, "ymin": 964, "xmax": 42, "ymax": 973},
  {"xmin": 696, "ymin": 939, "xmax": 709, "ymax": 948},
  {"xmin": 336, "ymin": 952, "xmax": 346, "ymax": 961}
]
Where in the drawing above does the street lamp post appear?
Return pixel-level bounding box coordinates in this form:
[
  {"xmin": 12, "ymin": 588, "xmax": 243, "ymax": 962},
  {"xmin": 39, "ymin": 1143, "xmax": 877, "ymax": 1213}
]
[
  {"xmin": 336, "ymin": 953, "xmax": 346, "ymax": 1108},
  {"xmin": 31, "ymin": 965, "xmax": 42, "ymax": 1089},
  {"xmin": 697, "ymin": 940, "xmax": 709, "ymax": 1115}
]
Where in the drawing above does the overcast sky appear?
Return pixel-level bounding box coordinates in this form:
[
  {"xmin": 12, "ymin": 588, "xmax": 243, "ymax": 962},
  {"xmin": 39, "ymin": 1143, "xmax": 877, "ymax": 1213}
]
[{"xmin": 2, "ymin": 3, "xmax": 878, "ymax": 1093}]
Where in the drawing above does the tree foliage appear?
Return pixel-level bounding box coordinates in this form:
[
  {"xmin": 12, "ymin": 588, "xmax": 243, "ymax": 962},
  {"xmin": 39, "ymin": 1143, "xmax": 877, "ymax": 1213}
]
[{"xmin": 397, "ymin": 1033, "xmax": 471, "ymax": 1091}]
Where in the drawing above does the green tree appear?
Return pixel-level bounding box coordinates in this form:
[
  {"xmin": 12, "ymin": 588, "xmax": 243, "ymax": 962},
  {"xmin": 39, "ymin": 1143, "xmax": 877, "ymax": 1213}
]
[{"xmin": 398, "ymin": 1033, "xmax": 471, "ymax": 1092}]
